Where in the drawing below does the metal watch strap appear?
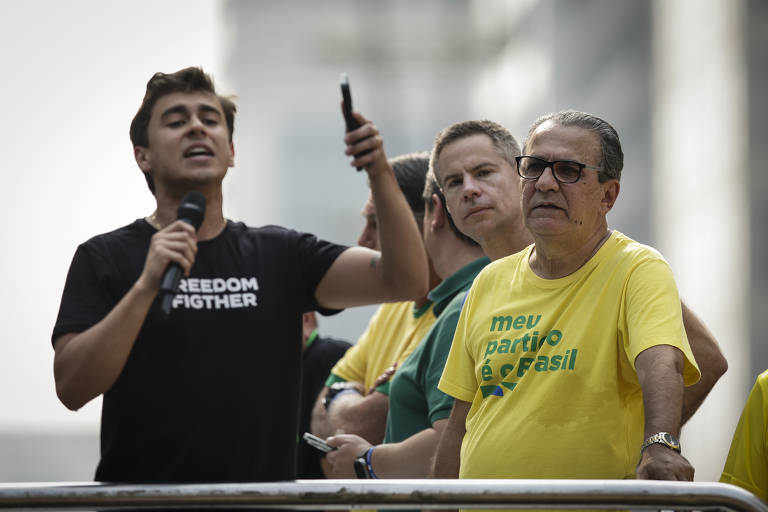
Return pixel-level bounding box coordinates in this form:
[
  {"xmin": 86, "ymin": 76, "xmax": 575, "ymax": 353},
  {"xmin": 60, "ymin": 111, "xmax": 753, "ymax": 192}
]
[
  {"xmin": 641, "ymin": 432, "xmax": 681, "ymax": 453},
  {"xmin": 323, "ymin": 382, "xmax": 361, "ymax": 410}
]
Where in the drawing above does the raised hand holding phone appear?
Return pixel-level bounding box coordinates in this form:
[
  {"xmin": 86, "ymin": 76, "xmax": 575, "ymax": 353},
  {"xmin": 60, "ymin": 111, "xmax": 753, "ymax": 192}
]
[
  {"xmin": 340, "ymin": 73, "xmax": 374, "ymax": 170},
  {"xmin": 340, "ymin": 73, "xmax": 361, "ymax": 132}
]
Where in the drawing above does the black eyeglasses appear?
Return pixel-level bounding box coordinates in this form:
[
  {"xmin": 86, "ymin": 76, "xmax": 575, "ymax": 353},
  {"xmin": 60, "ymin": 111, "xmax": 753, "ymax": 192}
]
[{"xmin": 515, "ymin": 156, "xmax": 600, "ymax": 184}]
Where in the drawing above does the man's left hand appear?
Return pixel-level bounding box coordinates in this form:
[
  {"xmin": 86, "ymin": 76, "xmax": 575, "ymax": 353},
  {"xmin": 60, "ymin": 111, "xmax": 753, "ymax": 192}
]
[{"xmin": 636, "ymin": 444, "xmax": 694, "ymax": 480}]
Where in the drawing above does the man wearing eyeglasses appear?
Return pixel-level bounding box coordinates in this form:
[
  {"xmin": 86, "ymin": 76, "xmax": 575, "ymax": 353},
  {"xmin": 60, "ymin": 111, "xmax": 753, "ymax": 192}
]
[{"xmin": 433, "ymin": 111, "xmax": 710, "ymax": 485}]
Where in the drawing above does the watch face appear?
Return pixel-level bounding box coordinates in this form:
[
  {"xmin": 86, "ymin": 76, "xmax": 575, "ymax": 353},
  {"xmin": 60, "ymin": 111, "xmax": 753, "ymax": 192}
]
[{"xmin": 661, "ymin": 432, "xmax": 680, "ymax": 449}]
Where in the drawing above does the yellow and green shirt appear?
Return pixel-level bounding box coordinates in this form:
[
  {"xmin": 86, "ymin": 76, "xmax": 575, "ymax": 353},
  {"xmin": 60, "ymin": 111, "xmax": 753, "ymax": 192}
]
[
  {"xmin": 721, "ymin": 370, "xmax": 768, "ymax": 501},
  {"xmin": 439, "ymin": 231, "xmax": 699, "ymax": 480},
  {"xmin": 328, "ymin": 300, "xmax": 436, "ymax": 394}
]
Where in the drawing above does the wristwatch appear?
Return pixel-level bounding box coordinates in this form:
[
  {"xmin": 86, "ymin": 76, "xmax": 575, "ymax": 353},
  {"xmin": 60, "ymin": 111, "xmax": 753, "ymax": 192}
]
[
  {"xmin": 353, "ymin": 447, "xmax": 377, "ymax": 479},
  {"xmin": 322, "ymin": 381, "xmax": 361, "ymax": 410},
  {"xmin": 353, "ymin": 453, "xmax": 370, "ymax": 479},
  {"xmin": 641, "ymin": 432, "xmax": 681, "ymax": 453}
]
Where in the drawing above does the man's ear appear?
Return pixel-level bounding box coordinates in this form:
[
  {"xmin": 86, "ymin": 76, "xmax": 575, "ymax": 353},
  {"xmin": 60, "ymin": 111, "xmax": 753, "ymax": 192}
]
[
  {"xmin": 430, "ymin": 193, "xmax": 447, "ymax": 232},
  {"xmin": 134, "ymin": 146, "xmax": 152, "ymax": 173},
  {"xmin": 600, "ymin": 180, "xmax": 620, "ymax": 215}
]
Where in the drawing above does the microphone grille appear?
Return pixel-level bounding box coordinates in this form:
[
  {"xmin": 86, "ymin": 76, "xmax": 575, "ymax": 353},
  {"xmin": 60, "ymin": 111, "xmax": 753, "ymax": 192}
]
[{"xmin": 177, "ymin": 191, "xmax": 206, "ymax": 230}]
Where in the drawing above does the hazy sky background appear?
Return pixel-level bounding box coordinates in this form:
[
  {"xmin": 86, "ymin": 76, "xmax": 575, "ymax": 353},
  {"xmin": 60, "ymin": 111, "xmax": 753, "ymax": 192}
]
[{"xmin": 0, "ymin": 1, "xmax": 225, "ymax": 431}]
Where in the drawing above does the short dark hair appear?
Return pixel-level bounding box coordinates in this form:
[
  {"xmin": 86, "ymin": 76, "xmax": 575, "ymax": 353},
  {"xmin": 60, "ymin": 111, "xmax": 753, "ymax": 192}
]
[
  {"xmin": 430, "ymin": 120, "xmax": 521, "ymax": 187},
  {"xmin": 523, "ymin": 110, "xmax": 623, "ymax": 182},
  {"xmin": 423, "ymin": 170, "xmax": 479, "ymax": 247},
  {"xmin": 389, "ymin": 152, "xmax": 430, "ymax": 224},
  {"xmin": 130, "ymin": 67, "xmax": 237, "ymax": 194}
]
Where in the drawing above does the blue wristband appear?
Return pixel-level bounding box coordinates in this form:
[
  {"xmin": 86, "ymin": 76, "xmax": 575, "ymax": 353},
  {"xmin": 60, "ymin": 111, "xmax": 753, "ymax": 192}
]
[{"xmin": 365, "ymin": 446, "xmax": 378, "ymax": 479}]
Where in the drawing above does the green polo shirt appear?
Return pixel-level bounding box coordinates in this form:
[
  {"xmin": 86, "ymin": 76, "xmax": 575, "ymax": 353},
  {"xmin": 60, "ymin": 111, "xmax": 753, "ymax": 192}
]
[{"xmin": 384, "ymin": 257, "xmax": 489, "ymax": 443}]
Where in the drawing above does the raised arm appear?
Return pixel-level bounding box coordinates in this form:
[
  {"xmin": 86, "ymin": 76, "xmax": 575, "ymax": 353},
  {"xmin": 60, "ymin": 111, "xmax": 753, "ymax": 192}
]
[
  {"xmin": 315, "ymin": 113, "xmax": 428, "ymax": 309},
  {"xmin": 680, "ymin": 301, "xmax": 728, "ymax": 423},
  {"xmin": 53, "ymin": 221, "xmax": 198, "ymax": 410},
  {"xmin": 634, "ymin": 345, "xmax": 695, "ymax": 480}
]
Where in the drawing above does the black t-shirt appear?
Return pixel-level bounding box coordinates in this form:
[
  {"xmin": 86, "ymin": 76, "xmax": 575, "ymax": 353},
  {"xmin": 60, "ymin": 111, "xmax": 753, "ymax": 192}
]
[
  {"xmin": 296, "ymin": 335, "xmax": 351, "ymax": 478},
  {"xmin": 52, "ymin": 219, "xmax": 347, "ymax": 483}
]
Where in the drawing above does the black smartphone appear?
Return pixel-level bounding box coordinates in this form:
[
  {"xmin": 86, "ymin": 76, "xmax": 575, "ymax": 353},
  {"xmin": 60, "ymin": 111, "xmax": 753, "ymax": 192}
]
[
  {"xmin": 340, "ymin": 73, "xmax": 362, "ymax": 132},
  {"xmin": 340, "ymin": 73, "xmax": 370, "ymax": 170},
  {"xmin": 302, "ymin": 432, "xmax": 335, "ymax": 453}
]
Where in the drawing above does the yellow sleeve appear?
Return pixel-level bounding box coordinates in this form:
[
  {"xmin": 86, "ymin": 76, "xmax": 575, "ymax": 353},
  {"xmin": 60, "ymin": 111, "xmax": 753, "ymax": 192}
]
[
  {"xmin": 438, "ymin": 281, "xmax": 479, "ymax": 402},
  {"xmin": 329, "ymin": 305, "xmax": 386, "ymax": 383},
  {"xmin": 624, "ymin": 256, "xmax": 700, "ymax": 385},
  {"xmin": 721, "ymin": 372, "xmax": 768, "ymax": 502}
]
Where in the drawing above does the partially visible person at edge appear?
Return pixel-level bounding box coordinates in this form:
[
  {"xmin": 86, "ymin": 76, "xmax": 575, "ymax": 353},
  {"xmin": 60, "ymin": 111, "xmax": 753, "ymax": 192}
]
[
  {"xmin": 50, "ymin": 66, "xmax": 428, "ymax": 483},
  {"xmin": 721, "ymin": 370, "xmax": 768, "ymax": 502},
  {"xmin": 429, "ymin": 114, "xmax": 727, "ymax": 487},
  {"xmin": 297, "ymin": 311, "xmax": 351, "ymax": 479},
  {"xmin": 310, "ymin": 153, "xmax": 441, "ymax": 478},
  {"xmin": 323, "ymin": 159, "xmax": 487, "ymax": 482}
]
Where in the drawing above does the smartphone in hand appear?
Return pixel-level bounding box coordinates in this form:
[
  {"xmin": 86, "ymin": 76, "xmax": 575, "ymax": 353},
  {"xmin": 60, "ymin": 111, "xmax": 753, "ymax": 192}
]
[
  {"xmin": 302, "ymin": 432, "xmax": 336, "ymax": 453},
  {"xmin": 340, "ymin": 73, "xmax": 362, "ymax": 132},
  {"xmin": 340, "ymin": 73, "xmax": 370, "ymax": 170}
]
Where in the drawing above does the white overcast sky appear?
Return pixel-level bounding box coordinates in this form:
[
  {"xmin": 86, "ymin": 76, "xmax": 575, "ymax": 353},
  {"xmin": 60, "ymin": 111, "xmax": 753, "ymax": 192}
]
[{"xmin": 0, "ymin": 1, "xmax": 225, "ymax": 431}]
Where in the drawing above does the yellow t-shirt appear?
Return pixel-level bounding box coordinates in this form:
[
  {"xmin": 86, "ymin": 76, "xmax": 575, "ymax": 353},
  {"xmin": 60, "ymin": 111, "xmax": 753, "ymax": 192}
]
[
  {"xmin": 439, "ymin": 231, "xmax": 700, "ymax": 480},
  {"xmin": 721, "ymin": 370, "xmax": 768, "ymax": 501},
  {"xmin": 331, "ymin": 300, "xmax": 436, "ymax": 393}
]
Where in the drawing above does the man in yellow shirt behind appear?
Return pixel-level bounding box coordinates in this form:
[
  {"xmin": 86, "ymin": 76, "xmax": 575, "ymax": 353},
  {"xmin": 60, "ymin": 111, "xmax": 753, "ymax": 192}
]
[
  {"xmin": 311, "ymin": 153, "xmax": 440, "ymax": 477},
  {"xmin": 433, "ymin": 111, "xmax": 709, "ymax": 482},
  {"xmin": 721, "ymin": 370, "xmax": 768, "ymax": 501}
]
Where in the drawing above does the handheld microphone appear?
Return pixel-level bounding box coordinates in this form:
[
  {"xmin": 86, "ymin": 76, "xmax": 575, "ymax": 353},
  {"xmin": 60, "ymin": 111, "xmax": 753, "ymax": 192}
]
[{"xmin": 159, "ymin": 191, "xmax": 206, "ymax": 316}]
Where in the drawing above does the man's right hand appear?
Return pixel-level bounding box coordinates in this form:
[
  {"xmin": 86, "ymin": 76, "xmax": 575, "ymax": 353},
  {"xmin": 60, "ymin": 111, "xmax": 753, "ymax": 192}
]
[
  {"xmin": 138, "ymin": 219, "xmax": 198, "ymax": 292},
  {"xmin": 325, "ymin": 434, "xmax": 372, "ymax": 479},
  {"xmin": 53, "ymin": 218, "xmax": 199, "ymax": 411}
]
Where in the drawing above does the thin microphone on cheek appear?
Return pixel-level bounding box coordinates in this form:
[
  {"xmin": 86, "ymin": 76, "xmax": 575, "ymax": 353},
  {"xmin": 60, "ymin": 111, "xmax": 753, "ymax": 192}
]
[{"xmin": 158, "ymin": 191, "xmax": 206, "ymax": 317}]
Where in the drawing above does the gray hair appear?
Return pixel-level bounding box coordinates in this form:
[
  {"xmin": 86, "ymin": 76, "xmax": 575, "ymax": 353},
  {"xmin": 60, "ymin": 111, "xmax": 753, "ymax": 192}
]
[{"xmin": 524, "ymin": 110, "xmax": 623, "ymax": 182}]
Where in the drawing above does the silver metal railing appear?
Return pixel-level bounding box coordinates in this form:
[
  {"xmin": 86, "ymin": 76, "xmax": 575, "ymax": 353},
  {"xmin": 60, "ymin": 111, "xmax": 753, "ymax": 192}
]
[{"xmin": 0, "ymin": 480, "xmax": 765, "ymax": 511}]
